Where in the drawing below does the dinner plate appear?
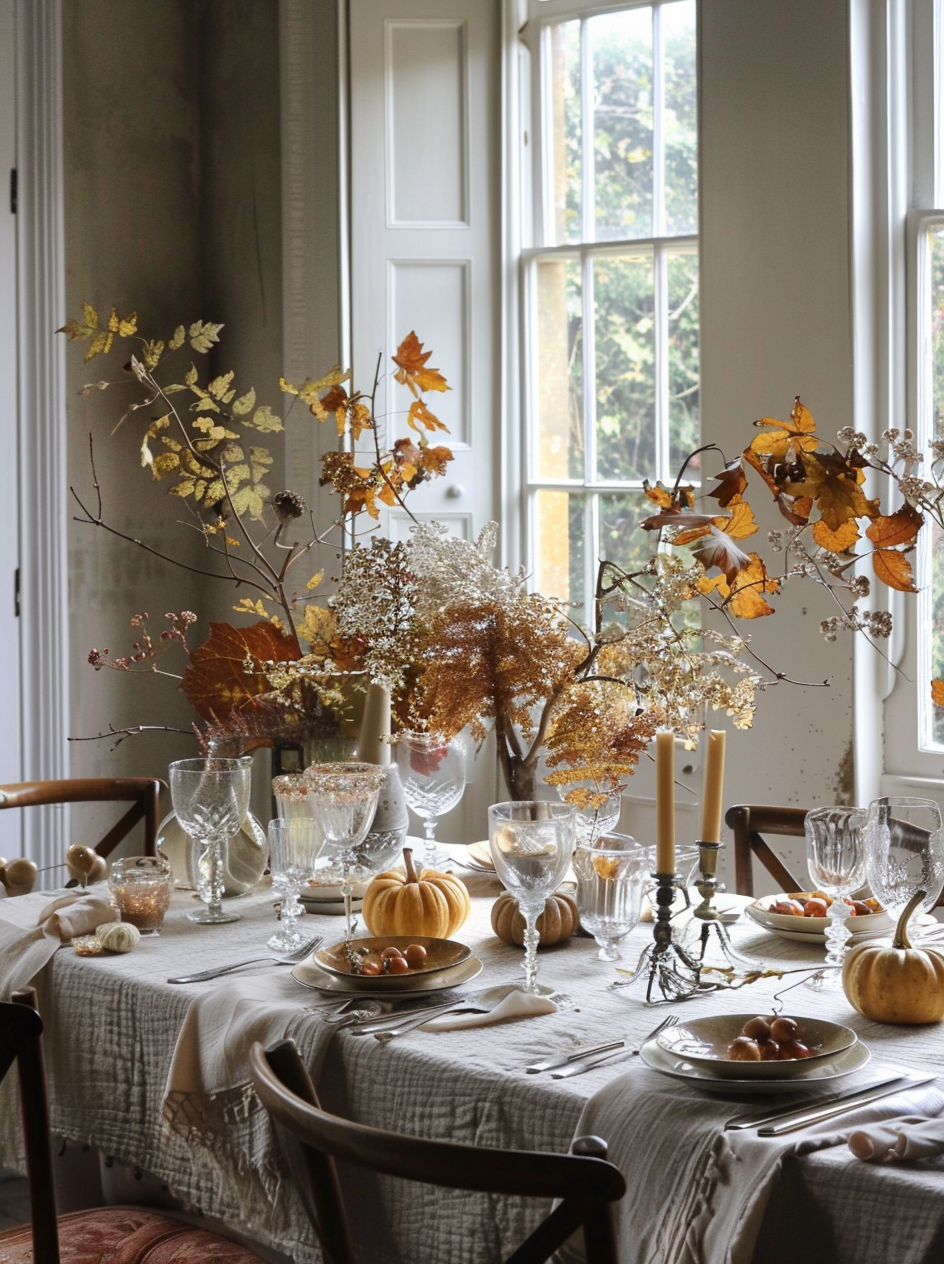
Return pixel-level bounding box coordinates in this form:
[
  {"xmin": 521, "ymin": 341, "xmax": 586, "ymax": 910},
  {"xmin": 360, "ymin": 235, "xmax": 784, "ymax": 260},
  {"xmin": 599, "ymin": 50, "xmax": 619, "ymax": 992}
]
[
  {"xmin": 745, "ymin": 895, "xmax": 891, "ymax": 941},
  {"xmin": 466, "ymin": 841, "xmax": 494, "ymax": 869},
  {"xmin": 656, "ymin": 1013, "xmax": 856, "ymax": 1079},
  {"xmin": 314, "ymin": 935, "xmax": 471, "ymax": 980},
  {"xmin": 639, "ymin": 1035, "xmax": 871, "ymax": 1095},
  {"xmin": 292, "ymin": 952, "xmax": 483, "ymax": 996}
]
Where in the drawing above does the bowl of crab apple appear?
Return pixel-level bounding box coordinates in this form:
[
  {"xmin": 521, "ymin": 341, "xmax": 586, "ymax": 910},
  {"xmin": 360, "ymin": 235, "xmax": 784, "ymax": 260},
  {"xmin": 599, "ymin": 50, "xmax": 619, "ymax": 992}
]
[{"xmin": 656, "ymin": 1013, "xmax": 858, "ymax": 1080}]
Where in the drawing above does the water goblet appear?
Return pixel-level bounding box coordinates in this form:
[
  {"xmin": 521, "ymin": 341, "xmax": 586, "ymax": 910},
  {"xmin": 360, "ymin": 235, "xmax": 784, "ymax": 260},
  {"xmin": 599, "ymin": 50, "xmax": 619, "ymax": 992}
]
[
  {"xmin": 573, "ymin": 833, "xmax": 647, "ymax": 961},
  {"xmin": 266, "ymin": 817, "xmax": 323, "ymax": 952},
  {"xmin": 169, "ymin": 756, "xmax": 251, "ymax": 925},
  {"xmin": 304, "ymin": 761, "xmax": 385, "ymax": 940},
  {"xmin": 804, "ymin": 805, "xmax": 867, "ymax": 988},
  {"xmin": 865, "ymin": 797, "xmax": 944, "ymax": 927},
  {"xmin": 488, "ymin": 801, "xmax": 575, "ymax": 993},
  {"xmin": 395, "ymin": 731, "xmax": 466, "ymax": 870}
]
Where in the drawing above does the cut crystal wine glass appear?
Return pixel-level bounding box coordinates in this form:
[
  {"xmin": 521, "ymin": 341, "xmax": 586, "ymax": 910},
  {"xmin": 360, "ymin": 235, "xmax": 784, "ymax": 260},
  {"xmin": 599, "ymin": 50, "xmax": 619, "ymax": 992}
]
[
  {"xmin": 865, "ymin": 796, "xmax": 944, "ymax": 927},
  {"xmin": 804, "ymin": 805, "xmax": 867, "ymax": 988},
  {"xmin": 488, "ymin": 800, "xmax": 575, "ymax": 993},
  {"xmin": 395, "ymin": 731, "xmax": 466, "ymax": 870},
  {"xmin": 169, "ymin": 756, "xmax": 252, "ymax": 925},
  {"xmin": 267, "ymin": 817, "xmax": 323, "ymax": 951},
  {"xmin": 573, "ymin": 833, "xmax": 647, "ymax": 960},
  {"xmin": 304, "ymin": 761, "xmax": 385, "ymax": 940}
]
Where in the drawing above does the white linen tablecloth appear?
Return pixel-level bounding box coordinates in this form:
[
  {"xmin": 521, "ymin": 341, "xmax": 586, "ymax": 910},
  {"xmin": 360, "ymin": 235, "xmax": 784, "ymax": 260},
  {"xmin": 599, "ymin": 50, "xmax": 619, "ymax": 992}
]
[{"xmin": 3, "ymin": 871, "xmax": 944, "ymax": 1264}]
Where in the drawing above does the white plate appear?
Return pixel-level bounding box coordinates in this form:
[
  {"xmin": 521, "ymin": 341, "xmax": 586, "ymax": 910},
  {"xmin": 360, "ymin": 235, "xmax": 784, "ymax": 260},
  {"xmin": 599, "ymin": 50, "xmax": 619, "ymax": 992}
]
[
  {"xmin": 466, "ymin": 841, "xmax": 494, "ymax": 869},
  {"xmin": 299, "ymin": 893, "xmax": 364, "ymax": 917},
  {"xmin": 639, "ymin": 1034, "xmax": 871, "ymax": 1095},
  {"xmin": 292, "ymin": 952, "xmax": 483, "ymax": 997},
  {"xmin": 745, "ymin": 896, "xmax": 891, "ymax": 939}
]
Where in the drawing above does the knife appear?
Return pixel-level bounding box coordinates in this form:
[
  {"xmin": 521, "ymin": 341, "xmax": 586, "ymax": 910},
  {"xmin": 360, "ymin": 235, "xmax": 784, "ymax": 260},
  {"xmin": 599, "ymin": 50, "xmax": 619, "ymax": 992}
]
[
  {"xmin": 527, "ymin": 1039, "xmax": 626, "ymax": 1074},
  {"xmin": 345, "ymin": 982, "xmax": 523, "ymax": 1035},
  {"xmin": 551, "ymin": 1046, "xmax": 637, "ymax": 1079},
  {"xmin": 748, "ymin": 1075, "xmax": 935, "ymax": 1136},
  {"xmin": 724, "ymin": 1075, "xmax": 912, "ymax": 1130}
]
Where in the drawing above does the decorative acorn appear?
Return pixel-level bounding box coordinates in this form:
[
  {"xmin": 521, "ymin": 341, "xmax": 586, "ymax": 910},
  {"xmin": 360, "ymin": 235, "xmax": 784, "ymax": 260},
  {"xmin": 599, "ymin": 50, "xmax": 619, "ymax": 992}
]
[{"xmin": 0, "ymin": 856, "xmax": 38, "ymax": 896}]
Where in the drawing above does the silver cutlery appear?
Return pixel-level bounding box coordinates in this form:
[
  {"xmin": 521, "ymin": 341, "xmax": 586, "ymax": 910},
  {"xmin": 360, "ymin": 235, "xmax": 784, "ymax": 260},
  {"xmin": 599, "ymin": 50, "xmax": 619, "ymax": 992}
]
[
  {"xmin": 756, "ymin": 1075, "xmax": 936, "ymax": 1136},
  {"xmin": 349, "ymin": 982, "xmax": 525, "ymax": 1039},
  {"xmin": 166, "ymin": 934, "xmax": 324, "ymax": 984},
  {"xmin": 542, "ymin": 1014, "xmax": 679, "ymax": 1079},
  {"xmin": 723, "ymin": 1074, "xmax": 913, "ymax": 1131}
]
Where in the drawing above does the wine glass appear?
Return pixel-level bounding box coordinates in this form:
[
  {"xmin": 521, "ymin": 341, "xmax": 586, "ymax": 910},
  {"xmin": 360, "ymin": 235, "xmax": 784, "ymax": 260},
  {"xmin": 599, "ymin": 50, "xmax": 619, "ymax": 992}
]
[
  {"xmin": 573, "ymin": 833, "xmax": 647, "ymax": 960},
  {"xmin": 304, "ymin": 761, "xmax": 385, "ymax": 940},
  {"xmin": 266, "ymin": 817, "xmax": 323, "ymax": 951},
  {"xmin": 865, "ymin": 797, "xmax": 944, "ymax": 928},
  {"xmin": 558, "ymin": 781, "xmax": 622, "ymax": 847},
  {"xmin": 488, "ymin": 801, "xmax": 575, "ymax": 993},
  {"xmin": 395, "ymin": 731, "xmax": 466, "ymax": 870},
  {"xmin": 169, "ymin": 756, "xmax": 251, "ymax": 925},
  {"xmin": 804, "ymin": 805, "xmax": 867, "ymax": 987}
]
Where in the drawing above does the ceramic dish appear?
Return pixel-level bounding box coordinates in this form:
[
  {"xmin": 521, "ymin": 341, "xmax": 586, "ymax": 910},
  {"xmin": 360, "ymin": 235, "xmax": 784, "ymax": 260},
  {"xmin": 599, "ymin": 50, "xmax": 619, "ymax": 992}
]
[
  {"xmin": 292, "ymin": 952, "xmax": 483, "ymax": 996},
  {"xmin": 303, "ymin": 878, "xmax": 370, "ymax": 902},
  {"xmin": 466, "ymin": 841, "xmax": 494, "ymax": 869},
  {"xmin": 746, "ymin": 894, "xmax": 891, "ymax": 938},
  {"xmin": 640, "ymin": 1035, "xmax": 871, "ymax": 1095},
  {"xmin": 313, "ymin": 935, "xmax": 471, "ymax": 980},
  {"xmin": 298, "ymin": 895, "xmax": 363, "ymax": 916},
  {"xmin": 656, "ymin": 1013, "xmax": 857, "ymax": 1080}
]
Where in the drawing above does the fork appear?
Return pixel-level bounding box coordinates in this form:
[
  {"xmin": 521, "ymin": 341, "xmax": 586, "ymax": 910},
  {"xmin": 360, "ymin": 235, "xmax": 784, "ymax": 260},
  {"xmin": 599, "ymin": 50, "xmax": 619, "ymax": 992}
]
[
  {"xmin": 166, "ymin": 933, "xmax": 324, "ymax": 983},
  {"xmin": 549, "ymin": 1014, "xmax": 679, "ymax": 1079}
]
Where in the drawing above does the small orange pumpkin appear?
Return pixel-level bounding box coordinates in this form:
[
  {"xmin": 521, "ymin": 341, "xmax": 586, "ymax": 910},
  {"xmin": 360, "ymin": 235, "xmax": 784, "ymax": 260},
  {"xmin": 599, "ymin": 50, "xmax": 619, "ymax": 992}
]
[
  {"xmin": 491, "ymin": 890, "xmax": 579, "ymax": 948},
  {"xmin": 362, "ymin": 847, "xmax": 471, "ymax": 939},
  {"xmin": 842, "ymin": 889, "xmax": 944, "ymax": 1024}
]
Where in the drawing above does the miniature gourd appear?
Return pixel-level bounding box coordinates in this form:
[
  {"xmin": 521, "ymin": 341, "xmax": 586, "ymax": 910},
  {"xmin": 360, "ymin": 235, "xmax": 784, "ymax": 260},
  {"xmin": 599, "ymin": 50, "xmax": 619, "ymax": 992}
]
[
  {"xmin": 842, "ymin": 889, "xmax": 944, "ymax": 1024},
  {"xmin": 491, "ymin": 890, "xmax": 579, "ymax": 948},
  {"xmin": 96, "ymin": 922, "xmax": 142, "ymax": 954},
  {"xmin": 362, "ymin": 847, "xmax": 471, "ymax": 938}
]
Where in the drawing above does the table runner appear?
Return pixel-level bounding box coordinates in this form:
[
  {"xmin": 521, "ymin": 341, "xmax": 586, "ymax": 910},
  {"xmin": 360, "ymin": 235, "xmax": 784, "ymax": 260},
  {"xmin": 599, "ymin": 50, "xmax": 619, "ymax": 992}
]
[{"xmin": 2, "ymin": 872, "xmax": 944, "ymax": 1264}]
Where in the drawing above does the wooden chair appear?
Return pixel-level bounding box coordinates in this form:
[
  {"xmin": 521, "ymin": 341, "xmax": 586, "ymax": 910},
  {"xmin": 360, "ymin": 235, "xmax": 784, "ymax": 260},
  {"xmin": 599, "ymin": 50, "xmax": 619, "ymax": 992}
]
[
  {"xmin": 248, "ymin": 1038, "xmax": 627, "ymax": 1264},
  {"xmin": 0, "ymin": 777, "xmax": 164, "ymax": 862},
  {"xmin": 724, "ymin": 803, "xmax": 808, "ymax": 897},
  {"xmin": 0, "ymin": 988, "xmax": 267, "ymax": 1264}
]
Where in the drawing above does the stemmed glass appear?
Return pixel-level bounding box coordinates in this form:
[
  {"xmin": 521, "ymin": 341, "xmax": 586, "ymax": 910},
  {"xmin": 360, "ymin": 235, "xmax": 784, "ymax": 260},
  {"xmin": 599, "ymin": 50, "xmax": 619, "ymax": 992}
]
[
  {"xmin": 488, "ymin": 801, "xmax": 575, "ymax": 993},
  {"xmin": 804, "ymin": 806, "xmax": 867, "ymax": 988},
  {"xmin": 865, "ymin": 797, "xmax": 944, "ymax": 928},
  {"xmin": 304, "ymin": 761, "xmax": 385, "ymax": 940},
  {"xmin": 396, "ymin": 731, "xmax": 466, "ymax": 870},
  {"xmin": 558, "ymin": 781, "xmax": 622, "ymax": 847},
  {"xmin": 266, "ymin": 817, "xmax": 323, "ymax": 951},
  {"xmin": 169, "ymin": 757, "xmax": 251, "ymax": 924},
  {"xmin": 573, "ymin": 833, "xmax": 647, "ymax": 960}
]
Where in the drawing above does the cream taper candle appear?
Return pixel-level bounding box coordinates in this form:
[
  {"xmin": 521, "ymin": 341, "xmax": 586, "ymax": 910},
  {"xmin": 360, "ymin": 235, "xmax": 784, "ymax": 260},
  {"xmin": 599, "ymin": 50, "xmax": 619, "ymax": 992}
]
[
  {"xmin": 700, "ymin": 729, "xmax": 726, "ymax": 843},
  {"xmin": 656, "ymin": 730, "xmax": 676, "ymax": 875}
]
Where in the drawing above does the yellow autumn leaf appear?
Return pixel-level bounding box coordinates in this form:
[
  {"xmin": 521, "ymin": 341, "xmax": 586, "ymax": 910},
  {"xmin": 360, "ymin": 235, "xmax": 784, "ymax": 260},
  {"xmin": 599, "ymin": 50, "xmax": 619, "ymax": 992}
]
[
  {"xmin": 872, "ymin": 549, "xmax": 918, "ymax": 593},
  {"xmin": 233, "ymin": 597, "xmax": 270, "ymax": 618},
  {"xmin": 249, "ymin": 406, "xmax": 283, "ymax": 434},
  {"xmin": 306, "ymin": 570, "xmax": 324, "ymax": 591},
  {"xmin": 168, "ymin": 325, "xmax": 186, "ymax": 351},
  {"xmin": 151, "ymin": 451, "xmax": 181, "ymax": 481},
  {"xmin": 407, "ymin": 398, "xmax": 448, "ymax": 434},
  {"xmin": 812, "ymin": 517, "xmax": 860, "ymax": 552},
  {"xmin": 392, "ymin": 332, "xmax": 450, "ymax": 397},
  {"xmin": 230, "ymin": 483, "xmax": 267, "ymax": 520},
  {"xmin": 107, "ymin": 306, "xmax": 137, "ymax": 337},
  {"xmin": 207, "ymin": 371, "xmax": 235, "ymax": 401},
  {"xmin": 696, "ymin": 553, "xmax": 780, "ymax": 618},
  {"xmin": 85, "ymin": 328, "xmax": 114, "ymax": 361},
  {"xmin": 57, "ymin": 301, "xmax": 99, "ymax": 342},
  {"xmin": 188, "ymin": 320, "xmax": 224, "ymax": 354},
  {"xmin": 232, "ymin": 388, "xmax": 256, "ymax": 416}
]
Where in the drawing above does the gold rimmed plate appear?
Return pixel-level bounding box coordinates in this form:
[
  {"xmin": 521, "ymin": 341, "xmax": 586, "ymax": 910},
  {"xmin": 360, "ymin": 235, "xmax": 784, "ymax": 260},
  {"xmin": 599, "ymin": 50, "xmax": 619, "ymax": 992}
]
[
  {"xmin": 656, "ymin": 1013, "xmax": 857, "ymax": 1080},
  {"xmin": 314, "ymin": 935, "xmax": 471, "ymax": 981},
  {"xmin": 292, "ymin": 952, "xmax": 483, "ymax": 996},
  {"xmin": 640, "ymin": 1036, "xmax": 870, "ymax": 1096}
]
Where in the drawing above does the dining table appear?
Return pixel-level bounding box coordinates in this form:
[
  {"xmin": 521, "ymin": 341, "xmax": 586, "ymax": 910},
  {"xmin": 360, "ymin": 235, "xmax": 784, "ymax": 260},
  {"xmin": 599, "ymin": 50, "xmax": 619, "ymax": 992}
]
[{"xmin": 2, "ymin": 848, "xmax": 944, "ymax": 1264}]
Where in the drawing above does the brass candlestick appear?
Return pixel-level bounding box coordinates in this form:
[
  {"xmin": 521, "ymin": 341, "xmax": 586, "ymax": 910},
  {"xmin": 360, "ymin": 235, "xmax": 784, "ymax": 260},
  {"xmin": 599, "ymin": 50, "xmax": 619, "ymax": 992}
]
[
  {"xmin": 691, "ymin": 839, "xmax": 751, "ymax": 965},
  {"xmin": 631, "ymin": 870, "xmax": 705, "ymax": 1003}
]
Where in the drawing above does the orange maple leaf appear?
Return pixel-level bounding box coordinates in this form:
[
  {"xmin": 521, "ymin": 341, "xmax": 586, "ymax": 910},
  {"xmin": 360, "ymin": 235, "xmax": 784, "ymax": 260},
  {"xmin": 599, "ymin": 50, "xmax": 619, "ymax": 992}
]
[
  {"xmin": 785, "ymin": 451, "xmax": 878, "ymax": 532},
  {"xmin": 392, "ymin": 332, "xmax": 450, "ymax": 398},
  {"xmin": 180, "ymin": 621, "xmax": 301, "ymax": 722},
  {"xmin": 696, "ymin": 553, "xmax": 781, "ymax": 618},
  {"xmin": 872, "ymin": 549, "xmax": 918, "ymax": 593},
  {"xmin": 407, "ymin": 398, "xmax": 449, "ymax": 434},
  {"xmin": 811, "ymin": 517, "xmax": 860, "ymax": 553},
  {"xmin": 865, "ymin": 506, "xmax": 924, "ymax": 548}
]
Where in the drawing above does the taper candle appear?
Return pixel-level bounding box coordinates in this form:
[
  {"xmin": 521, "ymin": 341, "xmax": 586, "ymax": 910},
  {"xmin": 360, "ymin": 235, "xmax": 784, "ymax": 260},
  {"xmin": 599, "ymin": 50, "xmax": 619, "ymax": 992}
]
[
  {"xmin": 700, "ymin": 729, "xmax": 726, "ymax": 843},
  {"xmin": 656, "ymin": 730, "xmax": 676, "ymax": 874}
]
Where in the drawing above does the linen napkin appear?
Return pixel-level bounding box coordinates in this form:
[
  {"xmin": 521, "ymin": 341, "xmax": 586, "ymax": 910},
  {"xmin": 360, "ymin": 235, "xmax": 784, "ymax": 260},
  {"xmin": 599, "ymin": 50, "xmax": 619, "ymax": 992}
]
[
  {"xmin": 562, "ymin": 1073, "xmax": 944, "ymax": 1264},
  {"xmin": 0, "ymin": 887, "xmax": 117, "ymax": 999},
  {"xmin": 163, "ymin": 971, "xmax": 341, "ymax": 1234},
  {"xmin": 849, "ymin": 1112, "xmax": 944, "ymax": 1161},
  {"xmin": 420, "ymin": 989, "xmax": 557, "ymax": 1031}
]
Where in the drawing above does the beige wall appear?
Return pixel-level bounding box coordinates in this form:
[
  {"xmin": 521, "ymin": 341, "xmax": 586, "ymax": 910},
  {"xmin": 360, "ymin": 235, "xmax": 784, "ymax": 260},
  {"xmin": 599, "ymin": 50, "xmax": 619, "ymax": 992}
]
[{"xmin": 62, "ymin": 0, "xmax": 286, "ymax": 830}]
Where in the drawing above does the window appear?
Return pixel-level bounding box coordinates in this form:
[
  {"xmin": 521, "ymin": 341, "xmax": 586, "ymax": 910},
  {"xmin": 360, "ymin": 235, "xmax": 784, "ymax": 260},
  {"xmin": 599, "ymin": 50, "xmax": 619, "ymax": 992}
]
[{"xmin": 519, "ymin": 0, "xmax": 698, "ymax": 621}]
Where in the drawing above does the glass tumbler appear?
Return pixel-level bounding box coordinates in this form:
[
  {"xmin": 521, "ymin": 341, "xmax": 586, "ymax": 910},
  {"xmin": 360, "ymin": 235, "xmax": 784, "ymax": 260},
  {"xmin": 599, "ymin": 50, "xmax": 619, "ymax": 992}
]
[
  {"xmin": 108, "ymin": 855, "xmax": 173, "ymax": 935},
  {"xmin": 573, "ymin": 833, "xmax": 647, "ymax": 960}
]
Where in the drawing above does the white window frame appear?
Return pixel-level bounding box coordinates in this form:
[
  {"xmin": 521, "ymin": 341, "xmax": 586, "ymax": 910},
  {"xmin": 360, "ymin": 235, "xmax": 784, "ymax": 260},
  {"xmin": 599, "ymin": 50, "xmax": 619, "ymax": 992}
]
[
  {"xmin": 874, "ymin": 0, "xmax": 944, "ymax": 802},
  {"xmin": 509, "ymin": 0, "xmax": 698, "ymax": 607}
]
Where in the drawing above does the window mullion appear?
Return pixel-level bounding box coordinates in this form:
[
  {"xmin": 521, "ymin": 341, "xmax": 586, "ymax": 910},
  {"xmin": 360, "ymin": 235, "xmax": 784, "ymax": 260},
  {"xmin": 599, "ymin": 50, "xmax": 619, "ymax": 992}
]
[
  {"xmin": 652, "ymin": 1, "xmax": 665, "ymax": 236},
  {"xmin": 581, "ymin": 17, "xmax": 594, "ymax": 242},
  {"xmin": 654, "ymin": 243, "xmax": 669, "ymax": 479},
  {"xmin": 584, "ymin": 247, "xmax": 598, "ymax": 493}
]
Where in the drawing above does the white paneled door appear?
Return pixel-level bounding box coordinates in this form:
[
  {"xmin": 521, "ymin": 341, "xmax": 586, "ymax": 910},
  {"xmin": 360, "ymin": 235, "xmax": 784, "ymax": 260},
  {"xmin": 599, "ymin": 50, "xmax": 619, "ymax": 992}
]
[
  {"xmin": 0, "ymin": 0, "xmax": 23, "ymax": 855},
  {"xmin": 348, "ymin": 0, "xmax": 502, "ymax": 842}
]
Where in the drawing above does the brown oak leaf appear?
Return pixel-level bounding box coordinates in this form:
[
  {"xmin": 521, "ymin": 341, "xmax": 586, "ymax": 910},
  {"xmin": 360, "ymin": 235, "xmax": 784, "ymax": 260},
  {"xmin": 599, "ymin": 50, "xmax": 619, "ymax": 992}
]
[
  {"xmin": 865, "ymin": 506, "xmax": 924, "ymax": 548},
  {"xmin": 181, "ymin": 621, "xmax": 301, "ymax": 722},
  {"xmin": 708, "ymin": 459, "xmax": 748, "ymax": 508}
]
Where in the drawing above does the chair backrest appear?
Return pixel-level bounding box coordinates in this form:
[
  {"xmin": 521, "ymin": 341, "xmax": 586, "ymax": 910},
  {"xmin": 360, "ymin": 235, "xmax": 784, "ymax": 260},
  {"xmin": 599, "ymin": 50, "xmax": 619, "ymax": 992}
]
[
  {"xmin": 724, "ymin": 804, "xmax": 808, "ymax": 896},
  {"xmin": 248, "ymin": 1040, "xmax": 626, "ymax": 1264},
  {"xmin": 2, "ymin": 988, "xmax": 61, "ymax": 1264},
  {"xmin": 0, "ymin": 778, "xmax": 164, "ymax": 863}
]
